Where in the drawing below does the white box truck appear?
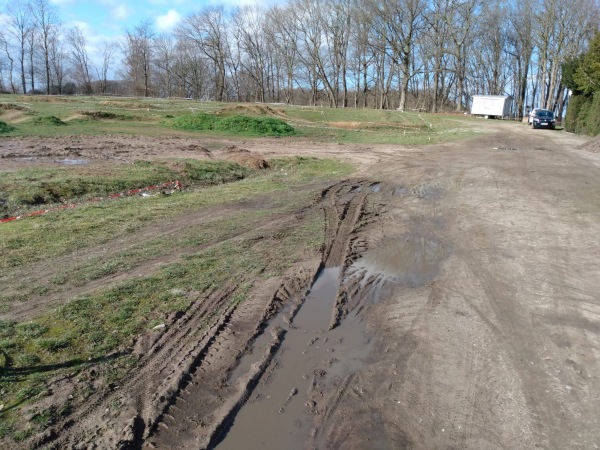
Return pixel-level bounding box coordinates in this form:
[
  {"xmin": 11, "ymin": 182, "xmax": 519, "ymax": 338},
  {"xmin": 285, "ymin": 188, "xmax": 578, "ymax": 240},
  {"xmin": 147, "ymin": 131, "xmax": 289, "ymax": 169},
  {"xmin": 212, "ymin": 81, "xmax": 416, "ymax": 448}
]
[{"xmin": 471, "ymin": 95, "xmax": 512, "ymax": 119}]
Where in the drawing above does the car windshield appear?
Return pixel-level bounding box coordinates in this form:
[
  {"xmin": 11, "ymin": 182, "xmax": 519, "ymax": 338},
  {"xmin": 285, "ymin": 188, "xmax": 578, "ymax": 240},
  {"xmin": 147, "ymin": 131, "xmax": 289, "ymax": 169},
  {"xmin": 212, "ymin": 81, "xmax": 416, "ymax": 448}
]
[{"xmin": 537, "ymin": 110, "xmax": 554, "ymax": 118}]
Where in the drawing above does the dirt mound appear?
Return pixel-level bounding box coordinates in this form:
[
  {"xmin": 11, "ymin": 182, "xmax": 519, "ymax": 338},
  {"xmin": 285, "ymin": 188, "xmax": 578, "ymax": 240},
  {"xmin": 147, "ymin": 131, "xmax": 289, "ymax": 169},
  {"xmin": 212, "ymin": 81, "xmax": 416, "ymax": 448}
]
[
  {"xmin": 219, "ymin": 145, "xmax": 250, "ymax": 154},
  {"xmin": 576, "ymin": 134, "xmax": 600, "ymax": 153},
  {"xmin": 98, "ymin": 100, "xmax": 156, "ymax": 109},
  {"xmin": 0, "ymin": 103, "xmax": 29, "ymax": 111},
  {"xmin": 227, "ymin": 154, "xmax": 270, "ymax": 169},
  {"xmin": 215, "ymin": 104, "xmax": 286, "ymax": 117},
  {"xmin": 216, "ymin": 145, "xmax": 270, "ymax": 169},
  {"xmin": 16, "ymin": 96, "xmax": 76, "ymax": 103},
  {"xmin": 178, "ymin": 144, "xmax": 212, "ymax": 157}
]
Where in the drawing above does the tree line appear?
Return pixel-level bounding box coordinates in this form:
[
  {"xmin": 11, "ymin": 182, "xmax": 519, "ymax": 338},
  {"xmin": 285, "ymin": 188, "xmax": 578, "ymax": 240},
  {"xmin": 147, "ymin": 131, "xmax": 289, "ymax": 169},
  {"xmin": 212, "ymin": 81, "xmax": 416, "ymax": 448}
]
[
  {"xmin": 563, "ymin": 32, "xmax": 600, "ymax": 135},
  {"xmin": 1, "ymin": 0, "xmax": 599, "ymax": 118}
]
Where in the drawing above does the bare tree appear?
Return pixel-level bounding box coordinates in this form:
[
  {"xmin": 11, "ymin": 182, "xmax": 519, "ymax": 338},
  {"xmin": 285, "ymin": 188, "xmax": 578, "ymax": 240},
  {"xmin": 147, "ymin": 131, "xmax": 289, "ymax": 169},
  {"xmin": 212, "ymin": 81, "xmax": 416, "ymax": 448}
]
[
  {"xmin": 121, "ymin": 20, "xmax": 154, "ymax": 97},
  {"xmin": 0, "ymin": 31, "xmax": 18, "ymax": 93},
  {"xmin": 178, "ymin": 7, "xmax": 231, "ymax": 101},
  {"xmin": 5, "ymin": 0, "xmax": 33, "ymax": 93},
  {"xmin": 48, "ymin": 27, "xmax": 66, "ymax": 93},
  {"xmin": 96, "ymin": 42, "xmax": 117, "ymax": 94},
  {"xmin": 153, "ymin": 33, "xmax": 177, "ymax": 97},
  {"xmin": 268, "ymin": 4, "xmax": 301, "ymax": 104},
  {"xmin": 506, "ymin": 0, "xmax": 535, "ymax": 117},
  {"xmin": 66, "ymin": 26, "xmax": 93, "ymax": 94},
  {"xmin": 370, "ymin": 0, "xmax": 427, "ymax": 110},
  {"xmin": 29, "ymin": 0, "xmax": 60, "ymax": 95},
  {"xmin": 26, "ymin": 26, "xmax": 36, "ymax": 93},
  {"xmin": 533, "ymin": 0, "xmax": 599, "ymax": 111},
  {"xmin": 232, "ymin": 6, "xmax": 270, "ymax": 102}
]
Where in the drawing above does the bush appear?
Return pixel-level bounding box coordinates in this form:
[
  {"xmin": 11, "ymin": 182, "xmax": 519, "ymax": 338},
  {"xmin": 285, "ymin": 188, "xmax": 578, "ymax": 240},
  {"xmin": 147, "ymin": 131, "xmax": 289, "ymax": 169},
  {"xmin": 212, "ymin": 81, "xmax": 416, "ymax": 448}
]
[
  {"xmin": 566, "ymin": 93, "xmax": 600, "ymax": 136},
  {"xmin": 168, "ymin": 113, "xmax": 295, "ymax": 136},
  {"xmin": 32, "ymin": 115, "xmax": 67, "ymax": 126},
  {"xmin": 0, "ymin": 120, "xmax": 16, "ymax": 133}
]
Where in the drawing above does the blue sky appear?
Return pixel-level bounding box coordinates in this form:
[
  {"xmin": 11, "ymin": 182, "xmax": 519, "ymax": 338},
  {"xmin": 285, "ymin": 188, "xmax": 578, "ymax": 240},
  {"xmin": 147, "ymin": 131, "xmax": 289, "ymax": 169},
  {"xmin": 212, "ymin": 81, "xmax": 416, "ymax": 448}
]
[
  {"xmin": 52, "ymin": 0, "xmax": 194, "ymax": 37},
  {"xmin": 1, "ymin": 0, "xmax": 273, "ymax": 73}
]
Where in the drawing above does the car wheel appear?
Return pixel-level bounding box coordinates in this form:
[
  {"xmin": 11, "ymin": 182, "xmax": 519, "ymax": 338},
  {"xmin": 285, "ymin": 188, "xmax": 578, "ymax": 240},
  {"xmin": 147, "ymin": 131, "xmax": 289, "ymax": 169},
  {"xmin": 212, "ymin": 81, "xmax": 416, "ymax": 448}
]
[{"xmin": 532, "ymin": 123, "xmax": 538, "ymax": 129}]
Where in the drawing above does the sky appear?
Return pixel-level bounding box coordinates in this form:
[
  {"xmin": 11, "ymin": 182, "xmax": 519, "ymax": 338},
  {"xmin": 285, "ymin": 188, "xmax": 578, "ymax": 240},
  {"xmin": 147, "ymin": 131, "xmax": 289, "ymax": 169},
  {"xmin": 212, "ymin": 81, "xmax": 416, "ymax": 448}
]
[{"xmin": 0, "ymin": 0, "xmax": 278, "ymax": 76}]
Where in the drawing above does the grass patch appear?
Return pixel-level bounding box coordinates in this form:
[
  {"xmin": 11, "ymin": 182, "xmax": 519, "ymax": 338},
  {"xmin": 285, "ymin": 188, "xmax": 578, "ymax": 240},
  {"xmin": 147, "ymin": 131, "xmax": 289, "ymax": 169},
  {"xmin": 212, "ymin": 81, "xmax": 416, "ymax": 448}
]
[
  {"xmin": 0, "ymin": 120, "xmax": 16, "ymax": 133},
  {"xmin": 0, "ymin": 157, "xmax": 353, "ymax": 272},
  {"xmin": 167, "ymin": 113, "xmax": 296, "ymax": 136},
  {"xmin": 0, "ymin": 159, "xmax": 249, "ymax": 218},
  {"xmin": 0, "ymin": 154, "xmax": 351, "ymax": 445},
  {"xmin": 32, "ymin": 115, "xmax": 67, "ymax": 126},
  {"xmin": 0, "ymin": 94, "xmax": 479, "ymax": 144}
]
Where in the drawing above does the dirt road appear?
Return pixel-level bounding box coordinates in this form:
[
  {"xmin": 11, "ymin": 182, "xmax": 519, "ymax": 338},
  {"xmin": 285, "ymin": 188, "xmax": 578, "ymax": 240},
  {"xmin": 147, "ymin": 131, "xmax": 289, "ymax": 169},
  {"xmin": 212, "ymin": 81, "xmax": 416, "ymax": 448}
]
[{"xmin": 4, "ymin": 121, "xmax": 600, "ymax": 449}]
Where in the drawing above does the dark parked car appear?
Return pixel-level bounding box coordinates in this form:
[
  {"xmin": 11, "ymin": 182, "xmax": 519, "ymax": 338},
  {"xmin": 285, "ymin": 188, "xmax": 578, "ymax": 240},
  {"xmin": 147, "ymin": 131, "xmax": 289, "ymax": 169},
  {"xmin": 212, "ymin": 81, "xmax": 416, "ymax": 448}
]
[{"xmin": 531, "ymin": 109, "xmax": 556, "ymax": 129}]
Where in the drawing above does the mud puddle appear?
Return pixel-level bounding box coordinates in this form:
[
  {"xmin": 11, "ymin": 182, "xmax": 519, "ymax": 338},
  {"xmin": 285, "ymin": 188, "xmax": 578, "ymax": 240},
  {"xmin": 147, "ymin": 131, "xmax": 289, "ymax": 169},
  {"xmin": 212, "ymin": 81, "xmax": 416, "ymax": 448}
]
[
  {"xmin": 57, "ymin": 158, "xmax": 89, "ymax": 165},
  {"xmin": 348, "ymin": 234, "xmax": 448, "ymax": 295},
  {"xmin": 216, "ymin": 267, "xmax": 373, "ymax": 449}
]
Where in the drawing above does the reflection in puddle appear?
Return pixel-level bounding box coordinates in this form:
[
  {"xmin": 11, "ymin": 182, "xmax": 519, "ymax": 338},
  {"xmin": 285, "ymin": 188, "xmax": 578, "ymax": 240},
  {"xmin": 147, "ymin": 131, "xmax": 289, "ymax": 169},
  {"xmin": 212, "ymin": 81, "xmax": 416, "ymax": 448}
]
[
  {"xmin": 219, "ymin": 267, "xmax": 373, "ymax": 450},
  {"xmin": 348, "ymin": 234, "xmax": 448, "ymax": 293},
  {"xmin": 393, "ymin": 186, "xmax": 408, "ymax": 196},
  {"xmin": 58, "ymin": 159, "xmax": 89, "ymax": 165}
]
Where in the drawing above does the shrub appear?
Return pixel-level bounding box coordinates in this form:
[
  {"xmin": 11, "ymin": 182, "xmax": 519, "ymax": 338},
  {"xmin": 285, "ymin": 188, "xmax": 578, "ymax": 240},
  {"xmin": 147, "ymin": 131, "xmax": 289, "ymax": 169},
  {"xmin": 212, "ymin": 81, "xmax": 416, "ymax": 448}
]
[
  {"xmin": 168, "ymin": 113, "xmax": 295, "ymax": 136},
  {"xmin": 32, "ymin": 115, "xmax": 67, "ymax": 126},
  {"xmin": 0, "ymin": 120, "xmax": 16, "ymax": 133}
]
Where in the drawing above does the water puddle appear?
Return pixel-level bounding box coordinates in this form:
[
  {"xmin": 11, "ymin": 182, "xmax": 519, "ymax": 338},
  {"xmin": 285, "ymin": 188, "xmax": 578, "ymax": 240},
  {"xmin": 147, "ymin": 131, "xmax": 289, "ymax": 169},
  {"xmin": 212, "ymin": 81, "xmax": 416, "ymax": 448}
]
[
  {"xmin": 393, "ymin": 186, "xmax": 408, "ymax": 196},
  {"xmin": 58, "ymin": 158, "xmax": 89, "ymax": 165},
  {"xmin": 412, "ymin": 184, "xmax": 442, "ymax": 200},
  {"xmin": 348, "ymin": 234, "xmax": 448, "ymax": 290},
  {"xmin": 371, "ymin": 183, "xmax": 382, "ymax": 193},
  {"xmin": 216, "ymin": 267, "xmax": 373, "ymax": 449}
]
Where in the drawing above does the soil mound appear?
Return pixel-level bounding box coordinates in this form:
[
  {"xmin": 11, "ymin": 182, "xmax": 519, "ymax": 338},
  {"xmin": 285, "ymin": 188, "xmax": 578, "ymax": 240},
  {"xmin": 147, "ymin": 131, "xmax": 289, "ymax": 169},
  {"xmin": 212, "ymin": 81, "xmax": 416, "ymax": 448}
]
[
  {"xmin": 215, "ymin": 104, "xmax": 286, "ymax": 117},
  {"xmin": 217, "ymin": 145, "xmax": 270, "ymax": 169},
  {"xmin": 576, "ymin": 134, "xmax": 600, "ymax": 153},
  {"xmin": 178, "ymin": 144, "xmax": 212, "ymax": 157}
]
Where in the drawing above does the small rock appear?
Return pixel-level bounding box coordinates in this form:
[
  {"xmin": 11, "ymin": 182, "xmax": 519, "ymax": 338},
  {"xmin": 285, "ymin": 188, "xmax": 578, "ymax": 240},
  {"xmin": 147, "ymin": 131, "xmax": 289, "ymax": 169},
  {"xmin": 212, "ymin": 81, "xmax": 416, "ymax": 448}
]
[{"xmin": 152, "ymin": 323, "xmax": 166, "ymax": 331}]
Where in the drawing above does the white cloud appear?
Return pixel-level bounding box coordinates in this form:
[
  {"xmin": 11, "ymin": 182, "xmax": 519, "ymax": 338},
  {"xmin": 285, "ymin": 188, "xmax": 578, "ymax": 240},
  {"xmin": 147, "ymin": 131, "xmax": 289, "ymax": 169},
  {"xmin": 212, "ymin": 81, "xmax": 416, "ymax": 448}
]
[
  {"xmin": 0, "ymin": 13, "xmax": 10, "ymax": 28},
  {"xmin": 155, "ymin": 9, "xmax": 181, "ymax": 31},
  {"xmin": 50, "ymin": 0, "xmax": 76, "ymax": 5},
  {"xmin": 112, "ymin": 4, "xmax": 131, "ymax": 21}
]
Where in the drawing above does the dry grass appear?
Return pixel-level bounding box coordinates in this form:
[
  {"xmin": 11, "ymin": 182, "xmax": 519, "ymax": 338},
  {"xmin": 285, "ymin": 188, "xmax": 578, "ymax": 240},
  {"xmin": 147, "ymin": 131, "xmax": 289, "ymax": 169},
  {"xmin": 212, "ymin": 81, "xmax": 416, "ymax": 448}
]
[
  {"xmin": 327, "ymin": 121, "xmax": 424, "ymax": 131},
  {"xmin": 98, "ymin": 101, "xmax": 158, "ymax": 109}
]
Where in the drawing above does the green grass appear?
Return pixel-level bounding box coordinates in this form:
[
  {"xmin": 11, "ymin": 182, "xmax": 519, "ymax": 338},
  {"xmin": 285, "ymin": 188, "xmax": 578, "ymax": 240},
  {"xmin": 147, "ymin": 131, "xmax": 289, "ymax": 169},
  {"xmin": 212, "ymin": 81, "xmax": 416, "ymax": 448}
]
[
  {"xmin": 0, "ymin": 157, "xmax": 352, "ymax": 272},
  {"xmin": 0, "ymin": 120, "xmax": 16, "ymax": 133},
  {"xmin": 31, "ymin": 115, "xmax": 66, "ymax": 126},
  {"xmin": 0, "ymin": 159, "xmax": 249, "ymax": 218},
  {"xmin": 0, "ymin": 94, "xmax": 478, "ymax": 144},
  {"xmin": 0, "ymin": 172, "xmax": 329, "ymax": 443},
  {"xmin": 167, "ymin": 113, "xmax": 296, "ymax": 136}
]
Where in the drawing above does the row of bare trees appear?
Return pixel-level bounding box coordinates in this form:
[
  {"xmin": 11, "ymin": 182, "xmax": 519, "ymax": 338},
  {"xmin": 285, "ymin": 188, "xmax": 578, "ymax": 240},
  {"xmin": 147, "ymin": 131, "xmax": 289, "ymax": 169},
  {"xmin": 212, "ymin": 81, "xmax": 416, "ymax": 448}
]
[
  {"xmin": 1, "ymin": 0, "xmax": 599, "ymax": 116},
  {"xmin": 0, "ymin": 0, "xmax": 116, "ymax": 95}
]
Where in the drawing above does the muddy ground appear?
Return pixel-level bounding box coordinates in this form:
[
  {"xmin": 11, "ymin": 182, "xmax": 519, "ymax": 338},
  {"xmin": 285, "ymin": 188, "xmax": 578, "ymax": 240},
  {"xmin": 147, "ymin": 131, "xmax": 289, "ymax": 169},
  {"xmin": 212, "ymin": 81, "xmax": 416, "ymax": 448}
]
[{"xmin": 2, "ymin": 121, "xmax": 600, "ymax": 449}]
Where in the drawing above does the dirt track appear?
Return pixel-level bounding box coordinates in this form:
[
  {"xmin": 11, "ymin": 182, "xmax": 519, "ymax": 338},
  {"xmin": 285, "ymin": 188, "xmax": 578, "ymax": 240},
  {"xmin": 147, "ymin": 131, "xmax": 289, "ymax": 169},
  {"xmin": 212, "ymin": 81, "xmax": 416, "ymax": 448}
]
[{"xmin": 3, "ymin": 121, "xmax": 600, "ymax": 449}]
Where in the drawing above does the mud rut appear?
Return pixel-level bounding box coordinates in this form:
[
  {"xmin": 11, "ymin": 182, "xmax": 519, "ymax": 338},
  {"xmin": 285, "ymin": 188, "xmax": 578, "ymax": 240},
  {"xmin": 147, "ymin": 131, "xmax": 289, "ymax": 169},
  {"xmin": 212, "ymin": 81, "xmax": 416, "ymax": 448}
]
[{"xmin": 36, "ymin": 179, "xmax": 414, "ymax": 449}]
